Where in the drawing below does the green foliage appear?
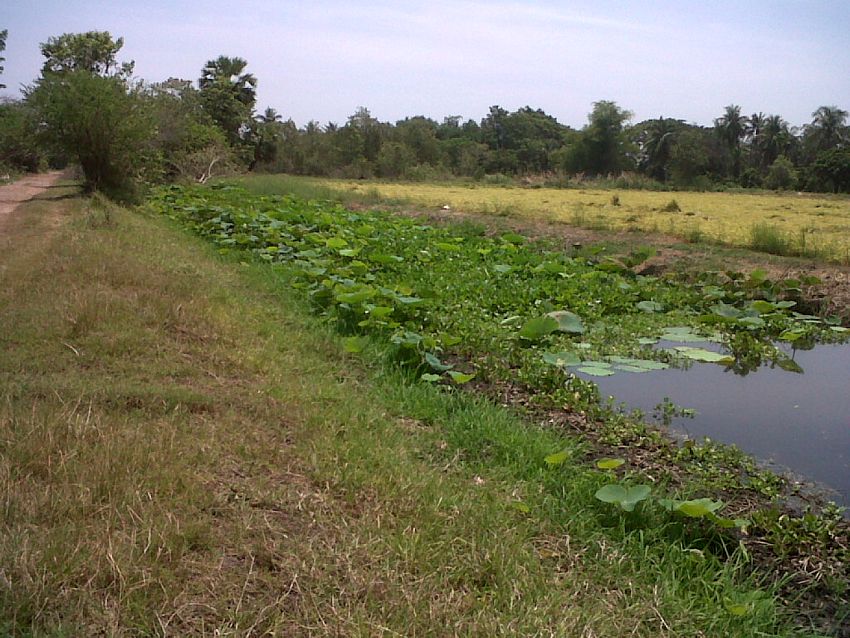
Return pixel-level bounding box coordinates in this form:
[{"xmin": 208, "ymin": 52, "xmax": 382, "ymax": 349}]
[
  {"xmin": 660, "ymin": 497, "xmax": 748, "ymax": 529},
  {"xmin": 546, "ymin": 310, "xmax": 585, "ymax": 334},
  {"xmin": 29, "ymin": 70, "xmax": 154, "ymax": 201},
  {"xmin": 518, "ymin": 316, "xmax": 560, "ymax": 341},
  {"xmin": 596, "ymin": 457, "xmax": 625, "ymax": 470},
  {"xmin": 594, "ymin": 483, "xmax": 651, "ymax": 511},
  {"xmin": 143, "ymin": 78, "xmax": 238, "ymax": 182},
  {"xmin": 0, "ymin": 100, "xmax": 43, "ymax": 172},
  {"xmin": 198, "ymin": 56, "xmax": 257, "ymax": 146},
  {"xmin": 810, "ymin": 148, "xmax": 850, "ymax": 193},
  {"xmin": 748, "ymin": 222, "xmax": 793, "ymax": 256},
  {"xmin": 39, "ymin": 31, "xmax": 133, "ymax": 77},
  {"xmin": 763, "ymin": 155, "xmax": 797, "ymax": 190}
]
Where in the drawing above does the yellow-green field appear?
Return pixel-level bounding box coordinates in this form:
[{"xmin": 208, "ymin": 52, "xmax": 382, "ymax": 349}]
[{"xmin": 320, "ymin": 180, "xmax": 850, "ymax": 263}]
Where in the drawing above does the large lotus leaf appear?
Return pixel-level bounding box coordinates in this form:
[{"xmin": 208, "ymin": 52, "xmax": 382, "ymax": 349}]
[
  {"xmin": 613, "ymin": 364, "xmax": 654, "ymax": 373},
  {"xmin": 749, "ymin": 300, "xmax": 776, "ymax": 314},
  {"xmin": 519, "ymin": 316, "xmax": 560, "ymax": 341},
  {"xmin": 425, "ymin": 352, "xmax": 453, "ymax": 372},
  {"xmin": 343, "ymin": 336, "xmax": 369, "ymax": 353},
  {"xmin": 542, "ymin": 351, "xmax": 582, "ymax": 367},
  {"xmin": 448, "ymin": 370, "xmax": 476, "ymax": 384},
  {"xmin": 368, "ymin": 306, "xmax": 394, "ymax": 318},
  {"xmin": 738, "ymin": 315, "xmax": 765, "ymax": 328},
  {"xmin": 660, "ymin": 326, "xmax": 720, "ymax": 343},
  {"xmin": 370, "ymin": 253, "xmax": 404, "ymax": 264},
  {"xmin": 710, "ymin": 303, "xmax": 742, "ymax": 319},
  {"xmin": 595, "ymin": 484, "xmax": 627, "ymax": 504},
  {"xmin": 674, "ymin": 347, "xmax": 733, "ymax": 363},
  {"xmin": 501, "ymin": 232, "xmax": 526, "ymax": 245},
  {"xmin": 544, "ymin": 449, "xmax": 571, "ymax": 468},
  {"xmin": 325, "ymin": 237, "xmax": 348, "ymax": 249},
  {"xmin": 595, "ymin": 484, "xmax": 651, "ymax": 512},
  {"xmin": 596, "ymin": 458, "xmax": 625, "ymax": 470},
  {"xmin": 546, "ymin": 310, "xmax": 585, "ymax": 334},
  {"xmin": 607, "ymin": 356, "xmax": 669, "ymax": 371},
  {"xmin": 660, "ymin": 497, "xmax": 724, "ymax": 518},
  {"xmin": 576, "ymin": 365, "xmax": 616, "ymax": 377},
  {"xmin": 335, "ymin": 288, "xmax": 376, "ymax": 304}
]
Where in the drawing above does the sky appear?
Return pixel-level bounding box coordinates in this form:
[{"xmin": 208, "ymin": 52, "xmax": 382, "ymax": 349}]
[{"xmin": 2, "ymin": 1, "xmax": 849, "ymax": 129}]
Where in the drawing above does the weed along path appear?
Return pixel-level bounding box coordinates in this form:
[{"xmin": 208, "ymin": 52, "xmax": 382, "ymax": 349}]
[{"xmin": 0, "ymin": 171, "xmax": 64, "ymax": 228}]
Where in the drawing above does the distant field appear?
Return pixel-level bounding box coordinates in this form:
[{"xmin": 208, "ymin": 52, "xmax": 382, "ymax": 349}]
[{"xmin": 315, "ymin": 179, "xmax": 850, "ymax": 263}]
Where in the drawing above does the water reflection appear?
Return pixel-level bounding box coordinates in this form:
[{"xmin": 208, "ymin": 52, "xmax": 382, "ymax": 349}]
[{"xmin": 583, "ymin": 342, "xmax": 850, "ymax": 506}]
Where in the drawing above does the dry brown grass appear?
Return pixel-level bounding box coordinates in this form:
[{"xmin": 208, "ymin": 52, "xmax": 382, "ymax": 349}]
[{"xmin": 0, "ymin": 191, "xmax": 343, "ymax": 635}]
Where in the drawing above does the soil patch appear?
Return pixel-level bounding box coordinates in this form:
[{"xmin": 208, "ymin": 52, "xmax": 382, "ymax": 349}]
[{"xmin": 0, "ymin": 172, "xmax": 65, "ymax": 231}]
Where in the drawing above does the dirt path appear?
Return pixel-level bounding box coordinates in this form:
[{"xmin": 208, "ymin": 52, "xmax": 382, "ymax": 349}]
[{"xmin": 0, "ymin": 172, "xmax": 65, "ymax": 227}]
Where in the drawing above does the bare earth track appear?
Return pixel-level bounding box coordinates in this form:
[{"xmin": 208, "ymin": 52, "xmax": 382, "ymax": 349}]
[{"xmin": 0, "ymin": 172, "xmax": 65, "ymax": 230}]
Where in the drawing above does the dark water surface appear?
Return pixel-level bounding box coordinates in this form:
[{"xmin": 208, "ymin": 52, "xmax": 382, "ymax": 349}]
[{"xmin": 584, "ymin": 342, "xmax": 850, "ymax": 505}]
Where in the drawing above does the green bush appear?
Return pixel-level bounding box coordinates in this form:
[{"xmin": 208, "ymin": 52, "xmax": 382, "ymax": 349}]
[
  {"xmin": 763, "ymin": 155, "xmax": 797, "ymax": 190},
  {"xmin": 749, "ymin": 222, "xmax": 792, "ymax": 255},
  {"xmin": 29, "ymin": 71, "xmax": 154, "ymax": 202}
]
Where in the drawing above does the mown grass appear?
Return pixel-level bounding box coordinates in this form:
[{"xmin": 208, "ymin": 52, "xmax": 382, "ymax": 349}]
[
  {"xmin": 253, "ymin": 176, "xmax": 850, "ymax": 263},
  {"xmin": 0, "ymin": 186, "xmax": 836, "ymax": 635}
]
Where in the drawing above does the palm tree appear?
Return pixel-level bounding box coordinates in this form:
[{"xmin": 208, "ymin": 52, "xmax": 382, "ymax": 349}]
[
  {"xmin": 714, "ymin": 105, "xmax": 746, "ymax": 177},
  {"xmin": 639, "ymin": 117, "xmax": 681, "ymax": 181},
  {"xmin": 806, "ymin": 106, "xmax": 849, "ymax": 154},
  {"xmin": 257, "ymin": 107, "xmax": 282, "ymax": 124},
  {"xmin": 198, "ymin": 55, "xmax": 257, "ymax": 143},
  {"xmin": 746, "ymin": 112, "xmax": 765, "ymax": 143},
  {"xmin": 0, "ymin": 29, "xmax": 7, "ymax": 89},
  {"xmin": 760, "ymin": 115, "xmax": 794, "ymax": 168},
  {"xmin": 743, "ymin": 112, "xmax": 769, "ymax": 173},
  {"xmin": 199, "ymin": 56, "xmax": 257, "ymax": 107}
]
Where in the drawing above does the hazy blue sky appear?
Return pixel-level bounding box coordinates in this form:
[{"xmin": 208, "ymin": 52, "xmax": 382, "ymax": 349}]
[{"xmin": 3, "ymin": 1, "xmax": 849, "ymax": 129}]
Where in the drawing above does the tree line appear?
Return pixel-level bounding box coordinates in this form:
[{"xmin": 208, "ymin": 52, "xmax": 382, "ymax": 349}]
[{"xmin": 1, "ymin": 30, "xmax": 848, "ymax": 200}]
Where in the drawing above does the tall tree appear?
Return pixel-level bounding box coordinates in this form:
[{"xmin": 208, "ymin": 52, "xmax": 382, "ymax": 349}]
[
  {"xmin": 805, "ymin": 105, "xmax": 848, "ymax": 155},
  {"xmin": 257, "ymin": 107, "xmax": 282, "ymax": 124},
  {"xmin": 759, "ymin": 115, "xmax": 794, "ymax": 169},
  {"xmin": 714, "ymin": 104, "xmax": 746, "ymax": 178},
  {"xmin": 198, "ymin": 55, "xmax": 257, "ymax": 145},
  {"xmin": 635, "ymin": 117, "xmax": 682, "ymax": 181},
  {"xmin": 250, "ymin": 108, "xmax": 285, "ymax": 168},
  {"xmin": 28, "ymin": 31, "xmax": 151, "ymax": 200},
  {"xmin": 39, "ymin": 31, "xmax": 133, "ymax": 77},
  {"xmin": 581, "ymin": 100, "xmax": 633, "ymax": 176},
  {"xmin": 0, "ymin": 29, "xmax": 7, "ymax": 89}
]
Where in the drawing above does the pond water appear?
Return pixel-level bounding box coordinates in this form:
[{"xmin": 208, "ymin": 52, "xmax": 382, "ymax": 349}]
[{"xmin": 583, "ymin": 341, "xmax": 850, "ymax": 506}]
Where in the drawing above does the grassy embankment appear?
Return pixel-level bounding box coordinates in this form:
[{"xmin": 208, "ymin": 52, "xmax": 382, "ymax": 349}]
[
  {"xmin": 0, "ymin": 185, "xmax": 838, "ymax": 636},
  {"xmin": 246, "ymin": 175, "xmax": 850, "ymax": 263}
]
